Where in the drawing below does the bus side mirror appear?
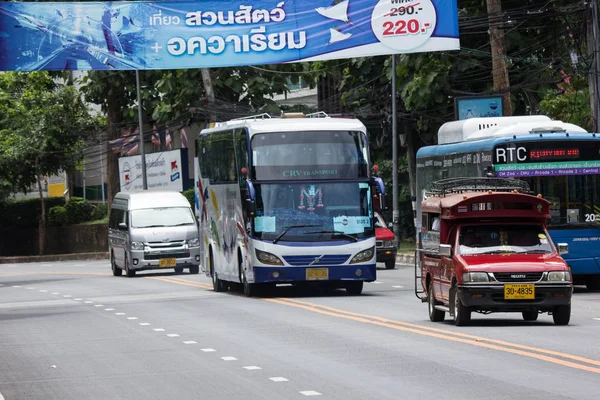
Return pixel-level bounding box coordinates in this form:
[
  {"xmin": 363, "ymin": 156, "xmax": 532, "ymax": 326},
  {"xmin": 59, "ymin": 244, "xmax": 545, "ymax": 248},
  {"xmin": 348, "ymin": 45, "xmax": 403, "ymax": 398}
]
[
  {"xmin": 245, "ymin": 180, "xmax": 256, "ymax": 217},
  {"xmin": 371, "ymin": 177, "xmax": 387, "ymax": 210},
  {"xmin": 557, "ymin": 243, "xmax": 568, "ymax": 255},
  {"xmin": 439, "ymin": 244, "xmax": 452, "ymax": 257}
]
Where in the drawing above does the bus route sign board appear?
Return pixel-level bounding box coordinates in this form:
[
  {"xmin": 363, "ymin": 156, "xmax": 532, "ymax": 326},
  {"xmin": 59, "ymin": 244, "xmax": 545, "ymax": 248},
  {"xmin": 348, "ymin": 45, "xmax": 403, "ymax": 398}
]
[{"xmin": 0, "ymin": 0, "xmax": 459, "ymax": 71}]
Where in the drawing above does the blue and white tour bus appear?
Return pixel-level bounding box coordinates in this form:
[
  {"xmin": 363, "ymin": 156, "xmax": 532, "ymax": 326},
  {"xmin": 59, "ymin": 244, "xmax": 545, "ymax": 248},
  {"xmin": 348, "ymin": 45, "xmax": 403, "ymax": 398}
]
[
  {"xmin": 416, "ymin": 115, "xmax": 600, "ymax": 289},
  {"xmin": 194, "ymin": 112, "xmax": 385, "ymax": 296}
]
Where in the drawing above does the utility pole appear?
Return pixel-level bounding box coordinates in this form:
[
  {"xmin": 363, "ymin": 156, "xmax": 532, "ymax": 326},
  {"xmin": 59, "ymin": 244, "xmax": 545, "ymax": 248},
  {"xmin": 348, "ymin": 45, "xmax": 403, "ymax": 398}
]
[
  {"xmin": 589, "ymin": 0, "xmax": 600, "ymax": 131},
  {"xmin": 487, "ymin": 0, "xmax": 513, "ymax": 116},
  {"xmin": 201, "ymin": 68, "xmax": 217, "ymax": 122},
  {"xmin": 136, "ymin": 70, "xmax": 148, "ymax": 190},
  {"xmin": 391, "ymin": 55, "xmax": 400, "ymax": 244}
]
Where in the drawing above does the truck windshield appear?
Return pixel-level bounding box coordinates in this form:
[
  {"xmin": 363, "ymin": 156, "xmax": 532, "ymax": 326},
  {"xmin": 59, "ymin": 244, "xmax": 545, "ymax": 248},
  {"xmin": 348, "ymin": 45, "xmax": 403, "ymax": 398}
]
[
  {"xmin": 252, "ymin": 182, "xmax": 373, "ymax": 242},
  {"xmin": 458, "ymin": 224, "xmax": 554, "ymax": 255},
  {"xmin": 131, "ymin": 207, "xmax": 195, "ymax": 228}
]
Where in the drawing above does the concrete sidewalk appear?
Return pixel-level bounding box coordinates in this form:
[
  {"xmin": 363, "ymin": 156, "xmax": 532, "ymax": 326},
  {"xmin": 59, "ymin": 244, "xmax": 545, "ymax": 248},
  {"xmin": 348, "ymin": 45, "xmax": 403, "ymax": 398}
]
[{"xmin": 1, "ymin": 252, "xmax": 416, "ymax": 265}]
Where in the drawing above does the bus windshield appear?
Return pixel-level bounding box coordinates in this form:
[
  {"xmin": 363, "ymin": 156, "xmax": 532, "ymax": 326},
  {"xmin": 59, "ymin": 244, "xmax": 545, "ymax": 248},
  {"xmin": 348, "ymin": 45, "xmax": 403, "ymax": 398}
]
[
  {"xmin": 251, "ymin": 131, "xmax": 369, "ymax": 180},
  {"xmin": 458, "ymin": 224, "xmax": 554, "ymax": 255},
  {"xmin": 252, "ymin": 182, "xmax": 373, "ymax": 242}
]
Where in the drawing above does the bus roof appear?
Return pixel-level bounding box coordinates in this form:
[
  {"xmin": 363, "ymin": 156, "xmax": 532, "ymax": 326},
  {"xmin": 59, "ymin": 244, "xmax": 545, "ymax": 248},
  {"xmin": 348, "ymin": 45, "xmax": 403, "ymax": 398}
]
[
  {"xmin": 437, "ymin": 115, "xmax": 588, "ymax": 144},
  {"xmin": 201, "ymin": 114, "xmax": 367, "ymax": 136},
  {"xmin": 416, "ymin": 131, "xmax": 600, "ymax": 159}
]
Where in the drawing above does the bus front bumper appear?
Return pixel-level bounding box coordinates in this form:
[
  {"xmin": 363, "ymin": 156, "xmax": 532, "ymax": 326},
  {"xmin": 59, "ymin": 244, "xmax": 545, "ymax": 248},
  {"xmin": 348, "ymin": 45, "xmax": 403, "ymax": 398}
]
[
  {"xmin": 457, "ymin": 283, "xmax": 572, "ymax": 312},
  {"xmin": 253, "ymin": 264, "xmax": 376, "ymax": 284}
]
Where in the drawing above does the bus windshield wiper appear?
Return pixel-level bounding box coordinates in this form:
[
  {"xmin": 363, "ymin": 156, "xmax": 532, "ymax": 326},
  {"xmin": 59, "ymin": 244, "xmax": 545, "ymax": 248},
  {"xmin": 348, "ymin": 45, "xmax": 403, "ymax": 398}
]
[
  {"xmin": 305, "ymin": 230, "xmax": 359, "ymax": 242},
  {"xmin": 518, "ymin": 250, "xmax": 551, "ymax": 254},
  {"xmin": 273, "ymin": 224, "xmax": 321, "ymax": 244}
]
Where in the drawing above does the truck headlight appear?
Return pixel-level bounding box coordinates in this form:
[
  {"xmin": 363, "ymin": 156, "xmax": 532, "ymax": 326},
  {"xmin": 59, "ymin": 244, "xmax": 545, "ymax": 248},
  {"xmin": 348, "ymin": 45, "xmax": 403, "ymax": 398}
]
[
  {"xmin": 383, "ymin": 240, "xmax": 395, "ymax": 247},
  {"xmin": 463, "ymin": 272, "xmax": 489, "ymax": 283},
  {"xmin": 350, "ymin": 246, "xmax": 375, "ymax": 264},
  {"xmin": 255, "ymin": 249, "xmax": 283, "ymax": 266},
  {"xmin": 130, "ymin": 241, "xmax": 144, "ymax": 251},
  {"xmin": 547, "ymin": 271, "xmax": 570, "ymax": 282},
  {"xmin": 187, "ymin": 237, "xmax": 200, "ymax": 247}
]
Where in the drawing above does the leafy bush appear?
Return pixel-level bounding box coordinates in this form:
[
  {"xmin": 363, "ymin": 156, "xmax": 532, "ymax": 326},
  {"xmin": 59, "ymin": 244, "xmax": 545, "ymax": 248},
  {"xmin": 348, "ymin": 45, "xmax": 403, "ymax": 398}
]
[
  {"xmin": 91, "ymin": 203, "xmax": 108, "ymax": 220},
  {"xmin": 182, "ymin": 188, "xmax": 195, "ymax": 209},
  {"xmin": 48, "ymin": 206, "xmax": 68, "ymax": 226},
  {"xmin": 65, "ymin": 197, "xmax": 94, "ymax": 224},
  {"xmin": 0, "ymin": 196, "xmax": 66, "ymax": 228}
]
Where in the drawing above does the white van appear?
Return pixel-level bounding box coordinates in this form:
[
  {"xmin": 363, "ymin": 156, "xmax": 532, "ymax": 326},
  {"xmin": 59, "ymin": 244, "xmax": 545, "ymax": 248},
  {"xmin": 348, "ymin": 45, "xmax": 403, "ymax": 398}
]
[{"xmin": 108, "ymin": 191, "xmax": 201, "ymax": 277}]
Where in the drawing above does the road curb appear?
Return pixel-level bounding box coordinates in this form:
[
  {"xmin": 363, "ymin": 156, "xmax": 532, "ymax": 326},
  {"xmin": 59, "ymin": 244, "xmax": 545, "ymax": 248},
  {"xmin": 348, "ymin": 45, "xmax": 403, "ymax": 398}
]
[
  {"xmin": 0, "ymin": 252, "xmax": 109, "ymax": 264},
  {"xmin": 396, "ymin": 253, "xmax": 415, "ymax": 265}
]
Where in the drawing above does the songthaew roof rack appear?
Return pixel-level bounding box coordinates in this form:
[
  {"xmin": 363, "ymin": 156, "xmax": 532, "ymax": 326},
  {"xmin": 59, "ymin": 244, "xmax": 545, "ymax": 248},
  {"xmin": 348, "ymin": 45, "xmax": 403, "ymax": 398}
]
[{"xmin": 427, "ymin": 177, "xmax": 532, "ymax": 197}]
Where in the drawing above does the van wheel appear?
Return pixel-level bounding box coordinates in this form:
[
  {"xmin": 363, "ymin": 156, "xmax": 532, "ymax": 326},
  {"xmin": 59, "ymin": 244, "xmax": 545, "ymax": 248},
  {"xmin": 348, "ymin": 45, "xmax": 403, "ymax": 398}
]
[
  {"xmin": 452, "ymin": 287, "xmax": 470, "ymax": 326},
  {"xmin": 189, "ymin": 265, "xmax": 199, "ymax": 274},
  {"xmin": 553, "ymin": 304, "xmax": 571, "ymax": 326},
  {"xmin": 522, "ymin": 311, "xmax": 538, "ymax": 321},
  {"xmin": 384, "ymin": 260, "xmax": 396, "ymax": 270},
  {"xmin": 111, "ymin": 254, "xmax": 122, "ymax": 277},
  {"xmin": 428, "ymin": 281, "xmax": 445, "ymax": 322},
  {"xmin": 174, "ymin": 267, "xmax": 184, "ymax": 274},
  {"xmin": 125, "ymin": 255, "xmax": 136, "ymax": 277},
  {"xmin": 345, "ymin": 281, "xmax": 363, "ymax": 295},
  {"xmin": 210, "ymin": 253, "xmax": 226, "ymax": 292}
]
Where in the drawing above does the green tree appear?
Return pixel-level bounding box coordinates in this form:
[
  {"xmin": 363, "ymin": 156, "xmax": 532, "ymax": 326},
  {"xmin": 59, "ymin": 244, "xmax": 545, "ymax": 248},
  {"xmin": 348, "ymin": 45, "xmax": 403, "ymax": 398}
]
[{"xmin": 0, "ymin": 72, "xmax": 95, "ymax": 254}]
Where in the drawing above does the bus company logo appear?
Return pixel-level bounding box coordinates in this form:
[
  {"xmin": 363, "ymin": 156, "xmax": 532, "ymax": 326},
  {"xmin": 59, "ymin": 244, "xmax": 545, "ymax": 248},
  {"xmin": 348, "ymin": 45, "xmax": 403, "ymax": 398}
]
[
  {"xmin": 170, "ymin": 159, "xmax": 180, "ymax": 182},
  {"xmin": 122, "ymin": 162, "xmax": 132, "ymax": 190}
]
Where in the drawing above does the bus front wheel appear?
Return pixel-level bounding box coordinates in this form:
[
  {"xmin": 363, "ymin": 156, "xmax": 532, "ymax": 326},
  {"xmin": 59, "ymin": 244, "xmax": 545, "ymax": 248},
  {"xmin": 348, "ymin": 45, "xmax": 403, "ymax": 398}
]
[{"xmin": 345, "ymin": 281, "xmax": 363, "ymax": 295}]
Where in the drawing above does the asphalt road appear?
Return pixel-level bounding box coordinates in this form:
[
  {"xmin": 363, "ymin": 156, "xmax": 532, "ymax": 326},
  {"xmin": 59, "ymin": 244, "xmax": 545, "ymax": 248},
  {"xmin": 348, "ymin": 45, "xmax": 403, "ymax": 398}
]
[{"xmin": 1, "ymin": 260, "xmax": 600, "ymax": 400}]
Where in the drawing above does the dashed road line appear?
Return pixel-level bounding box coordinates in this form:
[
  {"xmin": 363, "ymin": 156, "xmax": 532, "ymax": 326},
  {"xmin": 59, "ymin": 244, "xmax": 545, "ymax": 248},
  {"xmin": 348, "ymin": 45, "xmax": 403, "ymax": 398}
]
[
  {"xmin": 139, "ymin": 322, "xmax": 151, "ymax": 326},
  {"xmin": 127, "ymin": 317, "xmax": 138, "ymax": 320},
  {"xmin": 115, "ymin": 312, "xmax": 126, "ymax": 315},
  {"xmin": 63, "ymin": 295, "xmax": 72, "ymax": 298},
  {"xmin": 39, "ymin": 290, "xmax": 47, "ymax": 293},
  {"xmin": 221, "ymin": 356, "xmax": 237, "ymax": 361},
  {"xmin": 26, "ymin": 287, "xmax": 35, "ymax": 290},
  {"xmin": 74, "ymin": 298, "xmax": 82, "ymax": 300},
  {"xmin": 153, "ymin": 328, "xmax": 166, "ymax": 332},
  {"xmin": 52, "ymin": 292, "xmax": 60, "ymax": 295},
  {"xmin": 94, "ymin": 304, "xmax": 104, "ymax": 307},
  {"xmin": 104, "ymin": 308, "xmax": 115, "ymax": 311},
  {"xmin": 300, "ymin": 391, "xmax": 322, "ymax": 396},
  {"xmin": 269, "ymin": 377, "xmax": 289, "ymax": 382},
  {"xmin": 594, "ymin": 318, "xmax": 600, "ymax": 321},
  {"xmin": 11, "ymin": 286, "xmax": 20, "ymax": 288},
  {"xmin": 243, "ymin": 366, "xmax": 262, "ymax": 370},
  {"xmin": 83, "ymin": 300, "xmax": 93, "ymax": 304},
  {"xmin": 183, "ymin": 341, "xmax": 197, "ymax": 344},
  {"xmin": 201, "ymin": 348, "xmax": 216, "ymax": 352},
  {"xmin": 167, "ymin": 333, "xmax": 180, "ymax": 337},
  {"xmin": 392, "ymin": 285, "xmax": 404, "ymax": 288}
]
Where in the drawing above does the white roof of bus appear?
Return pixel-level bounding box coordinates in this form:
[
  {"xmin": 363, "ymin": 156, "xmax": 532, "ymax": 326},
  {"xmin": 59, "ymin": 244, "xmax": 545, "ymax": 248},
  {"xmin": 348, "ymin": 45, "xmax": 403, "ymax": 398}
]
[
  {"xmin": 201, "ymin": 117, "xmax": 367, "ymax": 136},
  {"xmin": 437, "ymin": 115, "xmax": 588, "ymax": 144}
]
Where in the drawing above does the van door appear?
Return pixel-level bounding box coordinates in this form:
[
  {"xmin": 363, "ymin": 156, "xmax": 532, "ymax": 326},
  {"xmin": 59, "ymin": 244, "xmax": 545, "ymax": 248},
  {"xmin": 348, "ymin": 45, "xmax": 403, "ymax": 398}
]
[
  {"xmin": 108, "ymin": 206, "xmax": 127, "ymax": 268},
  {"xmin": 440, "ymin": 226, "xmax": 457, "ymax": 301},
  {"xmin": 422, "ymin": 214, "xmax": 443, "ymax": 300}
]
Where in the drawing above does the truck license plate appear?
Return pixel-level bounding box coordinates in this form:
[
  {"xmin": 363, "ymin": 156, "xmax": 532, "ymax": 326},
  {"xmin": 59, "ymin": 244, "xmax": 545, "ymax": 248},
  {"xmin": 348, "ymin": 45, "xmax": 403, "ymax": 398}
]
[
  {"xmin": 306, "ymin": 268, "xmax": 328, "ymax": 280},
  {"xmin": 504, "ymin": 284, "xmax": 535, "ymax": 300},
  {"xmin": 159, "ymin": 258, "xmax": 177, "ymax": 268}
]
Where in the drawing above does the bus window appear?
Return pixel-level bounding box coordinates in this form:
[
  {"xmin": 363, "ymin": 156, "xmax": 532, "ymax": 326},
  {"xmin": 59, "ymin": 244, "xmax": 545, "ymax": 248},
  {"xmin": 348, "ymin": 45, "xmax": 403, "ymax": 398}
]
[{"xmin": 431, "ymin": 216, "xmax": 441, "ymax": 231}]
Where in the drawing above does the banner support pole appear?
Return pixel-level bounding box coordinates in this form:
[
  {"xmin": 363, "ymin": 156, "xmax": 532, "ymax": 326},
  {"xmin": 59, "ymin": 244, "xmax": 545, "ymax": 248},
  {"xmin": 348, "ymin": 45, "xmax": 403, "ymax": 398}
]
[{"xmin": 136, "ymin": 70, "xmax": 148, "ymax": 190}]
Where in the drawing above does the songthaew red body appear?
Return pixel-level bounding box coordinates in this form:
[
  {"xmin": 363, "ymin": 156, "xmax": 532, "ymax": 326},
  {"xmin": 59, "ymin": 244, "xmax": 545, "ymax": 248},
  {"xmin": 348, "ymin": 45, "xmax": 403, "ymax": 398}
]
[{"xmin": 415, "ymin": 178, "xmax": 573, "ymax": 326}]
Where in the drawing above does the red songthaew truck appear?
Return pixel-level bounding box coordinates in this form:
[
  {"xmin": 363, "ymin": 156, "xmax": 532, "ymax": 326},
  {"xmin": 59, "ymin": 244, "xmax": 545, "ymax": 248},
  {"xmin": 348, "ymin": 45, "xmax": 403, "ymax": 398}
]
[{"xmin": 415, "ymin": 178, "xmax": 573, "ymax": 326}]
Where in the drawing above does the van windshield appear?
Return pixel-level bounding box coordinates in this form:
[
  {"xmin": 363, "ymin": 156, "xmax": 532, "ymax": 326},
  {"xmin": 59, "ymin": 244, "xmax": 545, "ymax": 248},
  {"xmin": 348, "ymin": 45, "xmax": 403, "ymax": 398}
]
[
  {"xmin": 458, "ymin": 224, "xmax": 554, "ymax": 255},
  {"xmin": 131, "ymin": 207, "xmax": 195, "ymax": 228}
]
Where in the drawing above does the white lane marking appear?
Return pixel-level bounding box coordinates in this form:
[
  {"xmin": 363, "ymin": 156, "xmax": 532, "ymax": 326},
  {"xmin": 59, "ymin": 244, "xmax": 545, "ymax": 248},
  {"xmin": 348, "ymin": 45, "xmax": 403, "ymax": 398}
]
[
  {"xmin": 84, "ymin": 300, "xmax": 93, "ymax": 304},
  {"xmin": 63, "ymin": 295, "xmax": 72, "ymax": 298},
  {"xmin": 243, "ymin": 366, "xmax": 262, "ymax": 370},
  {"xmin": 167, "ymin": 334, "xmax": 180, "ymax": 338},
  {"xmin": 221, "ymin": 356, "xmax": 237, "ymax": 361},
  {"xmin": 392, "ymin": 285, "xmax": 404, "ymax": 288},
  {"xmin": 11, "ymin": 286, "xmax": 20, "ymax": 288},
  {"xmin": 94, "ymin": 305, "xmax": 104, "ymax": 307},
  {"xmin": 269, "ymin": 377, "xmax": 289, "ymax": 382},
  {"xmin": 183, "ymin": 341, "xmax": 197, "ymax": 344},
  {"xmin": 104, "ymin": 308, "xmax": 115, "ymax": 311},
  {"xmin": 127, "ymin": 317, "xmax": 138, "ymax": 320},
  {"xmin": 139, "ymin": 323, "xmax": 151, "ymax": 326},
  {"xmin": 300, "ymin": 391, "xmax": 322, "ymax": 396},
  {"xmin": 115, "ymin": 312, "xmax": 126, "ymax": 315},
  {"xmin": 39, "ymin": 290, "xmax": 47, "ymax": 293},
  {"xmin": 26, "ymin": 287, "xmax": 35, "ymax": 290},
  {"xmin": 52, "ymin": 292, "xmax": 60, "ymax": 295},
  {"xmin": 373, "ymin": 281, "xmax": 383, "ymax": 284},
  {"xmin": 594, "ymin": 318, "xmax": 600, "ymax": 321},
  {"xmin": 41, "ymin": 264, "xmax": 53, "ymax": 267},
  {"xmin": 74, "ymin": 298, "xmax": 82, "ymax": 301},
  {"xmin": 201, "ymin": 348, "xmax": 216, "ymax": 352},
  {"xmin": 153, "ymin": 328, "xmax": 165, "ymax": 332}
]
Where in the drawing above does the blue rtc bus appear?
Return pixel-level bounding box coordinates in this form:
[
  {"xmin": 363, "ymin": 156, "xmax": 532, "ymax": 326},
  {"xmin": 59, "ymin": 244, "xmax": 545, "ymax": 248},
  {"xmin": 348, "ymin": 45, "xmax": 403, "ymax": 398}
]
[
  {"xmin": 415, "ymin": 116, "xmax": 600, "ymax": 289},
  {"xmin": 194, "ymin": 113, "xmax": 385, "ymax": 297}
]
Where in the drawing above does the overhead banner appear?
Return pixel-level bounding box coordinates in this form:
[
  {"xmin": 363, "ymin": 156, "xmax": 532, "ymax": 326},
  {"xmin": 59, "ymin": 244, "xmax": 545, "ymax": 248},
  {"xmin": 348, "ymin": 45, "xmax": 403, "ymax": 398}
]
[{"xmin": 0, "ymin": 0, "xmax": 459, "ymax": 71}]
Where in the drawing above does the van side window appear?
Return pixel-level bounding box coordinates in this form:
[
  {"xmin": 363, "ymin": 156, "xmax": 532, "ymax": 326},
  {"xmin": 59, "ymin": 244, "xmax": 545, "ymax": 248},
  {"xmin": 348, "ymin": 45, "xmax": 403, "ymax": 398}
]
[
  {"xmin": 421, "ymin": 214, "xmax": 428, "ymax": 233},
  {"xmin": 109, "ymin": 208, "xmax": 126, "ymax": 229}
]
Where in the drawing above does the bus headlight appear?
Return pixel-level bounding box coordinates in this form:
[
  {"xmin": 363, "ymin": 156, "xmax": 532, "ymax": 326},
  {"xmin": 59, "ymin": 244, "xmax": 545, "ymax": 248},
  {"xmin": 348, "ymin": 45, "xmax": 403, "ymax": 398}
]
[
  {"xmin": 187, "ymin": 237, "xmax": 200, "ymax": 247},
  {"xmin": 130, "ymin": 241, "xmax": 144, "ymax": 251},
  {"xmin": 547, "ymin": 271, "xmax": 570, "ymax": 282},
  {"xmin": 255, "ymin": 249, "xmax": 283, "ymax": 266},
  {"xmin": 350, "ymin": 246, "xmax": 375, "ymax": 264},
  {"xmin": 463, "ymin": 272, "xmax": 489, "ymax": 283}
]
